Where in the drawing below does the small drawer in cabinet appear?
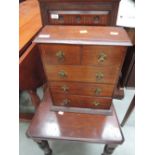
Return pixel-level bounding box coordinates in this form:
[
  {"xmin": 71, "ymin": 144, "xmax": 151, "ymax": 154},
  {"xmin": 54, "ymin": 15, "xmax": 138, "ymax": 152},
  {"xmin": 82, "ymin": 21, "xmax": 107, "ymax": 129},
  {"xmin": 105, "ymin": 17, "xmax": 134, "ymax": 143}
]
[
  {"xmin": 40, "ymin": 44, "xmax": 81, "ymax": 65},
  {"xmin": 52, "ymin": 94, "xmax": 112, "ymax": 109},
  {"xmin": 49, "ymin": 82, "xmax": 114, "ymax": 97},
  {"xmin": 45, "ymin": 65, "xmax": 119, "ymax": 84},
  {"xmin": 48, "ymin": 11, "xmax": 111, "ymax": 26},
  {"xmin": 82, "ymin": 46, "xmax": 126, "ymax": 67}
]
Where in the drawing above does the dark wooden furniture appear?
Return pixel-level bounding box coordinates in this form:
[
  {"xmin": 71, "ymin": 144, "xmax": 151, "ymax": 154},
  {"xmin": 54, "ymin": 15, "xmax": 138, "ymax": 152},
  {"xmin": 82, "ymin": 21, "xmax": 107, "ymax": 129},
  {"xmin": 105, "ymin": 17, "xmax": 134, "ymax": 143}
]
[
  {"xmin": 34, "ymin": 25, "xmax": 132, "ymax": 113},
  {"xmin": 27, "ymin": 89, "xmax": 124, "ymax": 155},
  {"xmin": 38, "ymin": 0, "xmax": 120, "ymax": 26},
  {"xmin": 19, "ymin": 0, "xmax": 45, "ymax": 120},
  {"xmin": 121, "ymin": 95, "xmax": 135, "ymax": 127}
]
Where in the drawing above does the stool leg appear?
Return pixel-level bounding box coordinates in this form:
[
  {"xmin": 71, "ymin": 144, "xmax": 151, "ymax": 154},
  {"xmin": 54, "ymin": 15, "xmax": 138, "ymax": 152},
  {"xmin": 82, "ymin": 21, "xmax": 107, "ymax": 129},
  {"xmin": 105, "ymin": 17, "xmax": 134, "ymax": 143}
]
[
  {"xmin": 35, "ymin": 140, "xmax": 53, "ymax": 155},
  {"xmin": 102, "ymin": 144, "xmax": 118, "ymax": 155}
]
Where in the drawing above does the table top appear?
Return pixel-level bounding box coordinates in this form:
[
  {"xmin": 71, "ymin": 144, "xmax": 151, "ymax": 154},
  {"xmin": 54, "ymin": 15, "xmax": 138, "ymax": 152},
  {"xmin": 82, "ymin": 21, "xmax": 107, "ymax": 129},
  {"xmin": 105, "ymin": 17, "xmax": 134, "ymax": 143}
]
[
  {"xmin": 34, "ymin": 25, "xmax": 132, "ymax": 46},
  {"xmin": 27, "ymin": 89, "xmax": 124, "ymax": 144},
  {"xmin": 19, "ymin": 0, "xmax": 42, "ymax": 51}
]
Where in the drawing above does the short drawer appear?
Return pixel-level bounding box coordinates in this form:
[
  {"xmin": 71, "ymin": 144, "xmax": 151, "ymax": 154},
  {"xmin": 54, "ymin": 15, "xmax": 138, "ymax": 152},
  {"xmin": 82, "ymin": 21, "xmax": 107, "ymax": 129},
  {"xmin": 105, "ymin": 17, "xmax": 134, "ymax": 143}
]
[
  {"xmin": 52, "ymin": 94, "xmax": 112, "ymax": 109},
  {"xmin": 49, "ymin": 82, "xmax": 114, "ymax": 97},
  {"xmin": 45, "ymin": 65, "xmax": 119, "ymax": 84},
  {"xmin": 40, "ymin": 44, "xmax": 81, "ymax": 65},
  {"xmin": 48, "ymin": 11, "xmax": 111, "ymax": 26},
  {"xmin": 82, "ymin": 46, "xmax": 126, "ymax": 67}
]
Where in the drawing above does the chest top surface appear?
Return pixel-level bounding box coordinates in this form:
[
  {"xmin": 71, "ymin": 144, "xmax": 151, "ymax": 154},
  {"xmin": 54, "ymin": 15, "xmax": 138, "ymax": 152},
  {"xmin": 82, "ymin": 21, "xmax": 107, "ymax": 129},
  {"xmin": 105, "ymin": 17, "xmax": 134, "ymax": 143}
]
[{"xmin": 34, "ymin": 25, "xmax": 132, "ymax": 46}]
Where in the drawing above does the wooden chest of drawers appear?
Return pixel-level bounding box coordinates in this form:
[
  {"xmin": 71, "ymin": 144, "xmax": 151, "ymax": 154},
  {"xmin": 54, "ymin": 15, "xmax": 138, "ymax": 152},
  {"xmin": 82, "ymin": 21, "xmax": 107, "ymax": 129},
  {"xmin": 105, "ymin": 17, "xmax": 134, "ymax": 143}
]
[
  {"xmin": 34, "ymin": 25, "xmax": 132, "ymax": 113},
  {"xmin": 38, "ymin": 0, "xmax": 120, "ymax": 26}
]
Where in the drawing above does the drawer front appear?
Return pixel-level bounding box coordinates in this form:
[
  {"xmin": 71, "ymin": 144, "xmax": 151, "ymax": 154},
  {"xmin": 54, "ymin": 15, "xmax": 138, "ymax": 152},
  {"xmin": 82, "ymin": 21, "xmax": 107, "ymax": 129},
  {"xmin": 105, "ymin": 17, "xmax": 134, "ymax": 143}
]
[
  {"xmin": 52, "ymin": 94, "xmax": 112, "ymax": 109},
  {"xmin": 82, "ymin": 46, "xmax": 126, "ymax": 66},
  {"xmin": 40, "ymin": 44, "xmax": 81, "ymax": 65},
  {"xmin": 45, "ymin": 65, "xmax": 119, "ymax": 84},
  {"xmin": 49, "ymin": 82, "xmax": 114, "ymax": 97},
  {"xmin": 48, "ymin": 11, "xmax": 111, "ymax": 26}
]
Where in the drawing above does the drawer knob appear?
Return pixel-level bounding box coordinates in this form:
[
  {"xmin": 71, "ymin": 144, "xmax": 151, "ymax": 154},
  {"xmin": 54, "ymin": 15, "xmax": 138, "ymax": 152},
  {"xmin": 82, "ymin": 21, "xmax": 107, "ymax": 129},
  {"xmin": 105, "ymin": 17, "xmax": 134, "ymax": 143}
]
[
  {"xmin": 61, "ymin": 85, "xmax": 69, "ymax": 92},
  {"xmin": 98, "ymin": 52, "xmax": 107, "ymax": 63},
  {"xmin": 58, "ymin": 70, "xmax": 67, "ymax": 78},
  {"xmin": 94, "ymin": 88, "xmax": 102, "ymax": 95},
  {"xmin": 94, "ymin": 16, "xmax": 100, "ymax": 23},
  {"xmin": 62, "ymin": 99, "xmax": 70, "ymax": 106},
  {"xmin": 56, "ymin": 51, "xmax": 64, "ymax": 61},
  {"xmin": 96, "ymin": 72, "xmax": 104, "ymax": 81},
  {"xmin": 76, "ymin": 16, "xmax": 81, "ymax": 23},
  {"xmin": 92, "ymin": 101, "xmax": 100, "ymax": 106}
]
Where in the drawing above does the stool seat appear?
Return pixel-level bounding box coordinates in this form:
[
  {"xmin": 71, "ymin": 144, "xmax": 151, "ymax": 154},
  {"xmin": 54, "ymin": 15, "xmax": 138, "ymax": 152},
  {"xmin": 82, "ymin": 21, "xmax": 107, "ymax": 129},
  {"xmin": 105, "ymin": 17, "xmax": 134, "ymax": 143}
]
[{"xmin": 27, "ymin": 90, "xmax": 124, "ymax": 145}]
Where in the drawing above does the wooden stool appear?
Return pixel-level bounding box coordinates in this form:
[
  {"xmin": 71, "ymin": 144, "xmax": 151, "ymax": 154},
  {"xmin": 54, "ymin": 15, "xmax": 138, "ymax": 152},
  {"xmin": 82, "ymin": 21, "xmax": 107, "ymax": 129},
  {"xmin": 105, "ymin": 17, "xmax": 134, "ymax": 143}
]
[{"xmin": 27, "ymin": 90, "xmax": 124, "ymax": 155}]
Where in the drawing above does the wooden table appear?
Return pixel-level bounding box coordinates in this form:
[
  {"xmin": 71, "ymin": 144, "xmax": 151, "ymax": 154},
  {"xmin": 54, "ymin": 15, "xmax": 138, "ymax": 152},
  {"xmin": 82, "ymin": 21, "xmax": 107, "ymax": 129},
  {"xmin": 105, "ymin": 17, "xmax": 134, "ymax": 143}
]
[{"xmin": 27, "ymin": 90, "xmax": 124, "ymax": 155}]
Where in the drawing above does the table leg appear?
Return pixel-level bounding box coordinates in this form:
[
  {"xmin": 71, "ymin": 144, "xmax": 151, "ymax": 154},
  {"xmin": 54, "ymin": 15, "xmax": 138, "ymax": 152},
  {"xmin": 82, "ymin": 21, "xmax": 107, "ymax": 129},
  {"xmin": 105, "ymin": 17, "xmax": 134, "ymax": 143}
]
[
  {"xmin": 35, "ymin": 140, "xmax": 53, "ymax": 155},
  {"xmin": 102, "ymin": 144, "xmax": 118, "ymax": 155},
  {"xmin": 121, "ymin": 95, "xmax": 135, "ymax": 127}
]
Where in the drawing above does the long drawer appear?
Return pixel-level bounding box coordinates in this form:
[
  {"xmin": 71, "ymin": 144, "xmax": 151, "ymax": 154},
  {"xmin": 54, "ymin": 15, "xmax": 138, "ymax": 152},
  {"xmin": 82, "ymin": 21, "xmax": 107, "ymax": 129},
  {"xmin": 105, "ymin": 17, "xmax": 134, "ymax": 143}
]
[
  {"xmin": 45, "ymin": 65, "xmax": 119, "ymax": 84},
  {"xmin": 49, "ymin": 81, "xmax": 114, "ymax": 97},
  {"xmin": 52, "ymin": 93, "xmax": 112, "ymax": 109},
  {"xmin": 48, "ymin": 11, "xmax": 111, "ymax": 26}
]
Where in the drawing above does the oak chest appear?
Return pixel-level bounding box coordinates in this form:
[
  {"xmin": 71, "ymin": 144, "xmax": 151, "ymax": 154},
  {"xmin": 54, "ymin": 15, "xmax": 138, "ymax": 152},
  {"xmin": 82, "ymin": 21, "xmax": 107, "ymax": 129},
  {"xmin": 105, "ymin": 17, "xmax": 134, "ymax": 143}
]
[{"xmin": 34, "ymin": 25, "xmax": 132, "ymax": 113}]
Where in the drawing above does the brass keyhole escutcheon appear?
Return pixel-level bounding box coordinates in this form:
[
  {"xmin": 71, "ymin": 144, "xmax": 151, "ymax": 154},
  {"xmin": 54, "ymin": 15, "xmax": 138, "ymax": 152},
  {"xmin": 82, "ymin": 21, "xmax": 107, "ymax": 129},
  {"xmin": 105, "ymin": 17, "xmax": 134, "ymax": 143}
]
[
  {"xmin": 58, "ymin": 70, "xmax": 67, "ymax": 78},
  {"xmin": 94, "ymin": 88, "xmax": 102, "ymax": 95},
  {"xmin": 92, "ymin": 101, "xmax": 100, "ymax": 106},
  {"xmin": 62, "ymin": 99, "xmax": 70, "ymax": 106},
  {"xmin": 96, "ymin": 72, "xmax": 104, "ymax": 81},
  {"xmin": 56, "ymin": 50, "xmax": 64, "ymax": 61},
  {"xmin": 61, "ymin": 85, "xmax": 69, "ymax": 92},
  {"xmin": 98, "ymin": 52, "xmax": 107, "ymax": 63}
]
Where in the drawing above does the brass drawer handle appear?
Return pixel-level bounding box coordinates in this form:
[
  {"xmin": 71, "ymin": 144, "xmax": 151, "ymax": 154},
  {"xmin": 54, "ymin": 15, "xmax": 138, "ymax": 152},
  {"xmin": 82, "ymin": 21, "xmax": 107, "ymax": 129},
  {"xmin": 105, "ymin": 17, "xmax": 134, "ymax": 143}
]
[
  {"xmin": 98, "ymin": 52, "xmax": 107, "ymax": 63},
  {"xmin": 62, "ymin": 99, "xmax": 70, "ymax": 106},
  {"xmin": 56, "ymin": 50, "xmax": 64, "ymax": 61},
  {"xmin": 58, "ymin": 70, "xmax": 67, "ymax": 78},
  {"xmin": 61, "ymin": 85, "xmax": 69, "ymax": 92},
  {"xmin": 94, "ymin": 88, "xmax": 102, "ymax": 95},
  {"xmin": 92, "ymin": 101, "xmax": 100, "ymax": 106},
  {"xmin": 96, "ymin": 72, "xmax": 104, "ymax": 81}
]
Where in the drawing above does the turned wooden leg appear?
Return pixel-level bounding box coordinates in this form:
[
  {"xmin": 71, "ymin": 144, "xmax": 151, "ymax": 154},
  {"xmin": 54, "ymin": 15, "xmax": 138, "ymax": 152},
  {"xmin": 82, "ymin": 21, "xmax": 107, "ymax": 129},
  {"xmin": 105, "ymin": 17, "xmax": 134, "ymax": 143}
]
[
  {"xmin": 102, "ymin": 144, "xmax": 118, "ymax": 155},
  {"xmin": 35, "ymin": 140, "xmax": 52, "ymax": 155}
]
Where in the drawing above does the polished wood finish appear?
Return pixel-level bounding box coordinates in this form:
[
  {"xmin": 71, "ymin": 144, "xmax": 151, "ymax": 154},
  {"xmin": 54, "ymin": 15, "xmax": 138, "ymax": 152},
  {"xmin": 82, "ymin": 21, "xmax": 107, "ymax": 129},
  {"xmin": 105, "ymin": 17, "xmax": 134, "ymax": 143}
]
[
  {"xmin": 52, "ymin": 93, "xmax": 112, "ymax": 109},
  {"xmin": 34, "ymin": 26, "xmax": 132, "ymax": 46},
  {"xmin": 35, "ymin": 25, "xmax": 132, "ymax": 112},
  {"xmin": 49, "ymin": 82, "xmax": 114, "ymax": 97},
  {"xmin": 19, "ymin": 43, "xmax": 45, "ymax": 121},
  {"xmin": 40, "ymin": 44, "xmax": 81, "ymax": 65},
  {"xmin": 19, "ymin": 0, "xmax": 42, "ymax": 52},
  {"xmin": 27, "ymin": 90, "xmax": 124, "ymax": 144},
  {"xmin": 121, "ymin": 95, "xmax": 135, "ymax": 127},
  {"xmin": 82, "ymin": 46, "xmax": 126, "ymax": 67},
  {"xmin": 48, "ymin": 10, "xmax": 110, "ymax": 26},
  {"xmin": 45, "ymin": 65, "xmax": 119, "ymax": 84},
  {"xmin": 38, "ymin": 0, "xmax": 120, "ymax": 26},
  {"xmin": 19, "ymin": 43, "xmax": 46, "ymax": 90}
]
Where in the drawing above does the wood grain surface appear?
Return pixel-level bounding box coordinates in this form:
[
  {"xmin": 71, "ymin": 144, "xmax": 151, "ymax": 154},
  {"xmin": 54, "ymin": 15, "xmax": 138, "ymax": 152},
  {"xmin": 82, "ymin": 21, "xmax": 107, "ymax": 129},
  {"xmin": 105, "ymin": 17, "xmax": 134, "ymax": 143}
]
[
  {"xmin": 34, "ymin": 25, "xmax": 132, "ymax": 46},
  {"xmin": 19, "ymin": 0, "xmax": 42, "ymax": 51},
  {"xmin": 27, "ymin": 89, "xmax": 124, "ymax": 144}
]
